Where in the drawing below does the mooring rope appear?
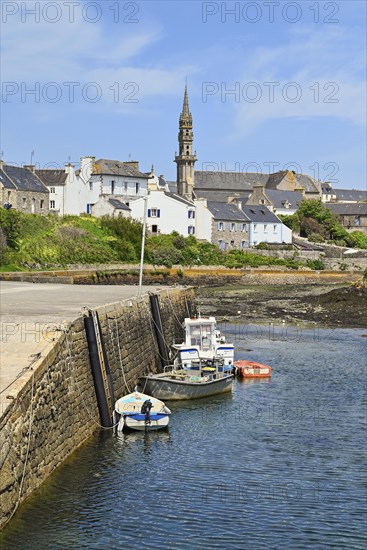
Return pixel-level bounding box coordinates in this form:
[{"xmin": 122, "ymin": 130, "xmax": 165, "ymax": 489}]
[
  {"xmin": 63, "ymin": 326, "xmax": 119, "ymax": 431},
  {"xmin": 7, "ymin": 371, "xmax": 35, "ymax": 524},
  {"xmin": 106, "ymin": 307, "xmax": 131, "ymax": 393}
]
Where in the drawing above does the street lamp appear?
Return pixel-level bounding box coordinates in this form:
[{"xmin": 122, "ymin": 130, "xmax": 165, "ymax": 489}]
[{"xmin": 138, "ymin": 192, "xmax": 149, "ymax": 297}]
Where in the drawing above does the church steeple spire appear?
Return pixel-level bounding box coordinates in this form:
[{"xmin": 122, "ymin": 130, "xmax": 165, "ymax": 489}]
[
  {"xmin": 175, "ymin": 84, "xmax": 197, "ymax": 200},
  {"xmin": 180, "ymin": 84, "xmax": 192, "ymax": 125}
]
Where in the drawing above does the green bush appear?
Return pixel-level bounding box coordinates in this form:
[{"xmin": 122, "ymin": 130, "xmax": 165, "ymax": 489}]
[
  {"xmin": 306, "ymin": 259, "xmax": 325, "ymax": 270},
  {"xmin": 308, "ymin": 233, "xmax": 325, "ymax": 243},
  {"xmin": 0, "ymin": 209, "xmax": 23, "ymax": 249},
  {"xmin": 255, "ymin": 242, "xmax": 268, "ymax": 249},
  {"xmin": 347, "ymin": 231, "xmax": 367, "ymax": 249}
]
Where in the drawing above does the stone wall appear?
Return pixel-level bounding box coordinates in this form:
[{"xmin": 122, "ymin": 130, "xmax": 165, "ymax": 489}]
[
  {"xmin": 1, "ymin": 188, "xmax": 50, "ymax": 215},
  {"xmin": 0, "ymin": 287, "xmax": 195, "ymax": 529}
]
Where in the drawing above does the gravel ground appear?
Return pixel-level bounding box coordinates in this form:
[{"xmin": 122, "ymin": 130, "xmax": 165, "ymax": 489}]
[{"xmin": 196, "ymin": 283, "xmax": 367, "ymax": 328}]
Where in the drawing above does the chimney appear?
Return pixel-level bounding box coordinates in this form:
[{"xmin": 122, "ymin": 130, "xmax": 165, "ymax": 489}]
[
  {"xmin": 24, "ymin": 164, "xmax": 36, "ymax": 173},
  {"xmin": 124, "ymin": 161, "xmax": 139, "ymax": 171},
  {"xmin": 64, "ymin": 162, "xmax": 76, "ymax": 182},
  {"xmin": 0, "ymin": 160, "xmax": 4, "ymax": 170},
  {"xmin": 79, "ymin": 156, "xmax": 95, "ymax": 181}
]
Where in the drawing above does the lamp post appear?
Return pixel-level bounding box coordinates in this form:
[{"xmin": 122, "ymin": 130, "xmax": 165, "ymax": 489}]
[{"xmin": 138, "ymin": 193, "xmax": 148, "ymax": 297}]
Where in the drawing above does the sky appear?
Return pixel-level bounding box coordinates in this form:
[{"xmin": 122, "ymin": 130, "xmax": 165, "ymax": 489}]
[{"xmin": 1, "ymin": 0, "xmax": 366, "ymax": 189}]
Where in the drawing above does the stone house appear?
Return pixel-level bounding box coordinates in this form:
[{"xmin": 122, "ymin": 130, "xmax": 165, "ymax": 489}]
[
  {"xmin": 326, "ymin": 203, "xmax": 367, "ymax": 235},
  {"xmin": 332, "ymin": 189, "xmax": 367, "ymax": 203},
  {"xmin": 192, "ymin": 169, "xmax": 321, "ymax": 203},
  {"xmin": 195, "ymin": 199, "xmax": 250, "ymax": 249},
  {"xmin": 245, "ymin": 185, "xmax": 304, "ymax": 216},
  {"xmin": 0, "ymin": 161, "xmax": 49, "ymax": 214}
]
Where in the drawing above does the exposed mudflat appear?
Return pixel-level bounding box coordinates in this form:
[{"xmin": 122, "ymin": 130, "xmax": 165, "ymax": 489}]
[{"xmin": 197, "ymin": 283, "xmax": 367, "ymax": 328}]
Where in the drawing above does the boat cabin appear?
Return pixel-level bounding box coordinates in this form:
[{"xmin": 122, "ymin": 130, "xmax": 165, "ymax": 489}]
[{"xmin": 174, "ymin": 317, "xmax": 234, "ymax": 374}]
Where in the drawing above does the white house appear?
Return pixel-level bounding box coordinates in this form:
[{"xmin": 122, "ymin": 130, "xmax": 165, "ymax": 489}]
[
  {"xmin": 91, "ymin": 196, "xmax": 131, "ymax": 218},
  {"xmin": 130, "ymin": 188, "xmax": 196, "ymax": 236},
  {"xmin": 77, "ymin": 157, "xmax": 150, "ymax": 214},
  {"xmin": 36, "ymin": 163, "xmax": 79, "ymax": 215},
  {"xmin": 241, "ymin": 205, "xmax": 292, "ymax": 246}
]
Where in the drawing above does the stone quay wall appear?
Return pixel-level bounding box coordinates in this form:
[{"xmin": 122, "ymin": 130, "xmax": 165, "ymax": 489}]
[{"xmin": 0, "ymin": 287, "xmax": 195, "ymax": 529}]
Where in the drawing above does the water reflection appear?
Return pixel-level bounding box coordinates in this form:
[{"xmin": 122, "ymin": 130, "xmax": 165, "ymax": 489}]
[
  {"xmin": 1, "ymin": 327, "xmax": 366, "ymax": 550},
  {"xmin": 239, "ymin": 378, "xmax": 271, "ymax": 385}
]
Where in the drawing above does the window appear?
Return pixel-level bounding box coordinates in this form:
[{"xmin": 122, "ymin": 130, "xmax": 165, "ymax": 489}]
[
  {"xmin": 260, "ymin": 199, "xmax": 265, "ymax": 204},
  {"xmin": 188, "ymin": 226, "xmax": 195, "ymax": 235},
  {"xmin": 253, "ymin": 224, "xmax": 257, "ymax": 231},
  {"xmin": 111, "ymin": 180, "xmax": 115, "ymax": 194},
  {"xmin": 124, "ymin": 182, "xmax": 128, "ymax": 192},
  {"xmin": 230, "ymin": 240, "xmax": 235, "ymax": 247},
  {"xmin": 264, "ymin": 224, "xmax": 268, "ymax": 233},
  {"xmin": 188, "ymin": 210, "xmax": 195, "ymax": 219},
  {"xmin": 218, "ymin": 222, "xmax": 224, "ymax": 231},
  {"xmin": 230, "ymin": 223, "xmax": 237, "ymax": 232},
  {"xmin": 273, "ymin": 225, "xmax": 277, "ymax": 232},
  {"xmin": 50, "ymin": 200, "xmax": 55, "ymax": 209},
  {"xmin": 86, "ymin": 204, "xmax": 91, "ymax": 214},
  {"xmin": 50, "ymin": 187, "xmax": 55, "ymax": 194},
  {"xmin": 217, "ymin": 240, "xmax": 226, "ymax": 250},
  {"xmin": 135, "ymin": 182, "xmax": 139, "ymax": 194},
  {"xmin": 7, "ymin": 191, "xmax": 11, "ymax": 200},
  {"xmin": 356, "ymin": 215, "xmax": 361, "ymax": 226},
  {"xmin": 151, "ymin": 224, "xmax": 158, "ymax": 234},
  {"xmin": 89, "ymin": 181, "xmax": 93, "ymax": 191},
  {"xmin": 240, "ymin": 240, "xmax": 248, "ymax": 249},
  {"xmin": 22, "ymin": 197, "xmax": 26, "ymax": 207},
  {"xmin": 148, "ymin": 208, "xmax": 160, "ymax": 218},
  {"xmin": 40, "ymin": 200, "xmax": 44, "ymax": 209}
]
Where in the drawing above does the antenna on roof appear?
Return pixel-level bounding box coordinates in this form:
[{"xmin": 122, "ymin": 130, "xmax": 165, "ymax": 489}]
[
  {"xmin": 30, "ymin": 150, "xmax": 34, "ymax": 165},
  {"xmin": 128, "ymin": 153, "xmax": 131, "ymax": 160}
]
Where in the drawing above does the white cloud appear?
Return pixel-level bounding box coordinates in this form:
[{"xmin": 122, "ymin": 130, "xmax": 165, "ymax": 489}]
[{"xmin": 224, "ymin": 26, "xmax": 367, "ymax": 137}]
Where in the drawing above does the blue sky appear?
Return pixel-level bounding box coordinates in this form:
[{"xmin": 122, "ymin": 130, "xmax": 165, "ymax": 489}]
[{"xmin": 1, "ymin": 0, "xmax": 366, "ymax": 188}]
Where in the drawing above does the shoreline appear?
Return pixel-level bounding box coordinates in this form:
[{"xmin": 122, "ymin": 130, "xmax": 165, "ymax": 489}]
[{"xmin": 196, "ymin": 283, "xmax": 367, "ymax": 329}]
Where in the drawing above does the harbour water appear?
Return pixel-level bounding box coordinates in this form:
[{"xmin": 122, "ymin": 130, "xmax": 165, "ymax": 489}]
[{"xmin": 1, "ymin": 325, "xmax": 366, "ymax": 549}]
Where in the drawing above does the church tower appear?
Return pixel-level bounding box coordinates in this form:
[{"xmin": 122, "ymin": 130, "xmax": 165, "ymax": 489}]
[{"xmin": 174, "ymin": 84, "xmax": 197, "ymax": 199}]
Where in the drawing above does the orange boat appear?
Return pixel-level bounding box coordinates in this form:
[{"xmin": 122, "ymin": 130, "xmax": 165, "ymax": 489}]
[{"xmin": 234, "ymin": 360, "xmax": 272, "ymax": 378}]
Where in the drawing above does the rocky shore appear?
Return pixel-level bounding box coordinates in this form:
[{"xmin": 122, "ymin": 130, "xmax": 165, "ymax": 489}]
[{"xmin": 197, "ymin": 283, "xmax": 367, "ymax": 328}]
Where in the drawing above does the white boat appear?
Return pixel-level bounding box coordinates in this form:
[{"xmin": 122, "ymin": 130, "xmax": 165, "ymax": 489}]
[
  {"xmin": 114, "ymin": 391, "xmax": 171, "ymax": 431},
  {"xmin": 173, "ymin": 316, "xmax": 234, "ymax": 370},
  {"xmin": 139, "ymin": 317, "xmax": 234, "ymax": 400}
]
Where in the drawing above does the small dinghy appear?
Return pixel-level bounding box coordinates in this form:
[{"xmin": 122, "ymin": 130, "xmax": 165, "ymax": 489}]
[
  {"xmin": 234, "ymin": 360, "xmax": 272, "ymax": 379},
  {"xmin": 114, "ymin": 391, "xmax": 171, "ymax": 431}
]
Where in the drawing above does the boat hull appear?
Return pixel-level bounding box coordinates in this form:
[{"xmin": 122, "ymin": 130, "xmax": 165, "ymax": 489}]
[
  {"xmin": 123, "ymin": 413, "xmax": 170, "ymax": 431},
  {"xmin": 139, "ymin": 374, "xmax": 234, "ymax": 401}
]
